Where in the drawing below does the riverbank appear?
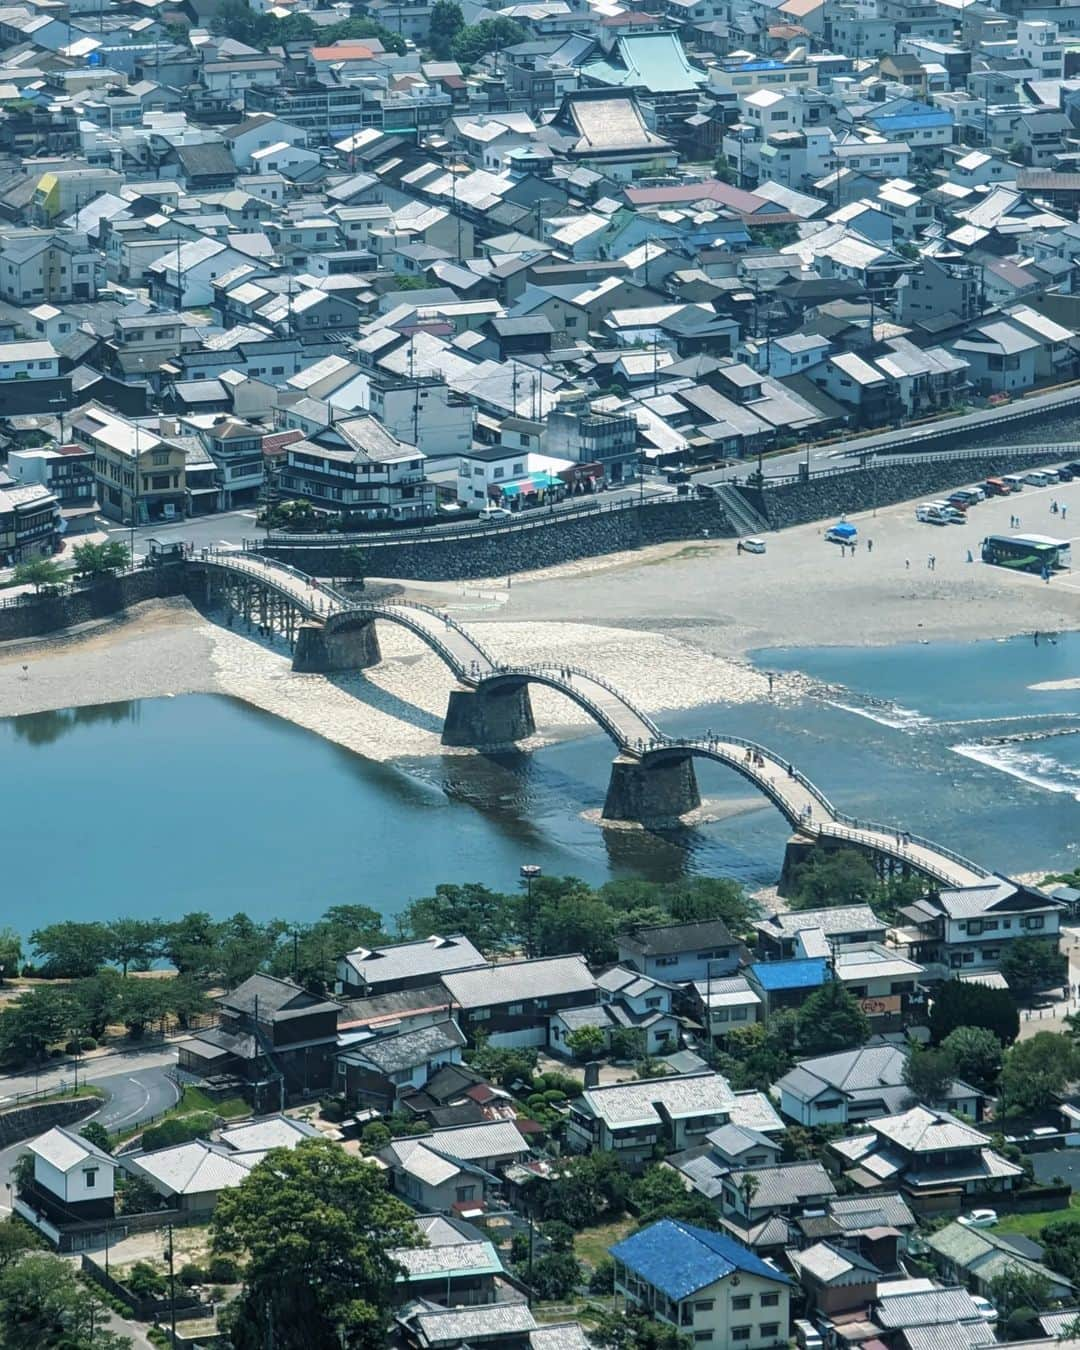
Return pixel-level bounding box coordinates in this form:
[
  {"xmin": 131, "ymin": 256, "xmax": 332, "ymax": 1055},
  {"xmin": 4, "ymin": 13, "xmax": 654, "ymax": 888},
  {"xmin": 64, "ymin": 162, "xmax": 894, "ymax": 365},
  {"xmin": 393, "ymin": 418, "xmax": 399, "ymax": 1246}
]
[{"xmin": 0, "ymin": 595, "xmax": 792, "ymax": 763}]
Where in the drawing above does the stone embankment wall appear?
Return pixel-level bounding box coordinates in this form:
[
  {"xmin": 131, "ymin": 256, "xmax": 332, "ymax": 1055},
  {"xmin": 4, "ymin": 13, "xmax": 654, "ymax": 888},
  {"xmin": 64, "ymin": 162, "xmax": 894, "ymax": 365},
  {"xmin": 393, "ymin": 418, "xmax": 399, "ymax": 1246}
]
[
  {"xmin": 262, "ymin": 498, "xmax": 733, "ymax": 581},
  {"xmin": 0, "ymin": 567, "xmax": 186, "ymax": 643},
  {"xmin": 0, "ymin": 1095, "xmax": 99, "ymax": 1147},
  {"xmin": 738, "ymin": 448, "xmax": 1069, "ymax": 532}
]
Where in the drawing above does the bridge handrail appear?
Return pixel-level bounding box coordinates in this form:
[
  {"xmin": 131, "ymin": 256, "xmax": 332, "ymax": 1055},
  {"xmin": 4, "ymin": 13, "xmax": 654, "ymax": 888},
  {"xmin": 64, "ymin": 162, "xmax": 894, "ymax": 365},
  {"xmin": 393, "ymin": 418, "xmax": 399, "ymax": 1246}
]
[
  {"xmin": 361, "ymin": 598, "xmax": 499, "ymax": 666},
  {"xmin": 661, "ymin": 735, "xmax": 837, "ymax": 815},
  {"xmin": 825, "ymin": 813, "xmax": 989, "ymax": 877},
  {"xmin": 495, "ymin": 663, "xmax": 663, "ymax": 740}
]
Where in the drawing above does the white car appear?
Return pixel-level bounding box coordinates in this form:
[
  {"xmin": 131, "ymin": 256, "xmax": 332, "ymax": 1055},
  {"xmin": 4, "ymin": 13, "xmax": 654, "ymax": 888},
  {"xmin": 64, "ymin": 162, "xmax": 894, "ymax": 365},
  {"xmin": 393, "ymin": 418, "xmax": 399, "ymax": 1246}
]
[
  {"xmin": 742, "ymin": 538, "xmax": 767, "ymax": 554},
  {"xmin": 971, "ymin": 1295, "xmax": 997, "ymax": 1323},
  {"xmin": 958, "ymin": 1209, "xmax": 998, "ymax": 1229},
  {"xmin": 480, "ymin": 506, "xmax": 512, "ymax": 519}
]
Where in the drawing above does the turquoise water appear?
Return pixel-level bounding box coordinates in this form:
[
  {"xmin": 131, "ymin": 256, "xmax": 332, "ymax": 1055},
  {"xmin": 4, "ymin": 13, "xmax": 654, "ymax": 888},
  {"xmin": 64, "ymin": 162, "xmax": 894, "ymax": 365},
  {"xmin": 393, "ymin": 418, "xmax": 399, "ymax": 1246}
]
[{"xmin": 5, "ymin": 630, "xmax": 1080, "ymax": 935}]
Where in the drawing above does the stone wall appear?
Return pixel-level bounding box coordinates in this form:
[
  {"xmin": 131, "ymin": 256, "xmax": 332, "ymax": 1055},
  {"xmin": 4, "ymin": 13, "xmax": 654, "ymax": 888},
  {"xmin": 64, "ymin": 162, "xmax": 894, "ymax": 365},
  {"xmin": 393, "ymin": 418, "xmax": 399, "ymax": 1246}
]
[
  {"xmin": 262, "ymin": 498, "xmax": 734, "ymax": 581},
  {"xmin": 0, "ymin": 566, "xmax": 186, "ymax": 643},
  {"xmin": 0, "ymin": 1095, "xmax": 99, "ymax": 1148},
  {"xmin": 739, "ymin": 448, "xmax": 1069, "ymax": 532}
]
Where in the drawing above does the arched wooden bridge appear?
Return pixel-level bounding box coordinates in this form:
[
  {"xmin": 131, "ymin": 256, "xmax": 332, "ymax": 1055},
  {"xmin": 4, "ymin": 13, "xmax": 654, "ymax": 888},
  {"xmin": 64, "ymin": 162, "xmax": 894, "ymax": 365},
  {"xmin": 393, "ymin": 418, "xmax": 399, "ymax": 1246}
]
[{"xmin": 193, "ymin": 550, "xmax": 989, "ymax": 889}]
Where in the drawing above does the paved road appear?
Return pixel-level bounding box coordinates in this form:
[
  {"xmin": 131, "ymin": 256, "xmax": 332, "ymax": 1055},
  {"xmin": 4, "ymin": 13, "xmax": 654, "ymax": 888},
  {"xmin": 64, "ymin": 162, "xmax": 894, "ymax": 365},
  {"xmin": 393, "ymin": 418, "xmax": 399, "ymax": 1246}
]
[{"xmin": 93, "ymin": 1066, "xmax": 180, "ymax": 1133}]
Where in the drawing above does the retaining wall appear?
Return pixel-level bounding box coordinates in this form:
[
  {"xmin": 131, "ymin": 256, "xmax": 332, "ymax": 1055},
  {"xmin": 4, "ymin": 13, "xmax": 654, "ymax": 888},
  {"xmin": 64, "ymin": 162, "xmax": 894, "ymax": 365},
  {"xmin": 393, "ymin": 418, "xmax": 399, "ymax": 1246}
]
[
  {"xmin": 261, "ymin": 498, "xmax": 733, "ymax": 581},
  {"xmin": 738, "ymin": 448, "xmax": 1070, "ymax": 532},
  {"xmin": 0, "ymin": 1095, "xmax": 99, "ymax": 1147},
  {"xmin": 0, "ymin": 567, "xmax": 186, "ymax": 643}
]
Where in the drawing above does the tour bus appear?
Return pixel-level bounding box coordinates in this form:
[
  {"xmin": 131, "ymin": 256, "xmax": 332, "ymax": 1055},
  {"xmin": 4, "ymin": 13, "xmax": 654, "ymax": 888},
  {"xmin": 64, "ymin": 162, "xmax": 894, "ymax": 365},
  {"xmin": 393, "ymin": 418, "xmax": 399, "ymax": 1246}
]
[{"xmin": 981, "ymin": 533, "xmax": 1072, "ymax": 573}]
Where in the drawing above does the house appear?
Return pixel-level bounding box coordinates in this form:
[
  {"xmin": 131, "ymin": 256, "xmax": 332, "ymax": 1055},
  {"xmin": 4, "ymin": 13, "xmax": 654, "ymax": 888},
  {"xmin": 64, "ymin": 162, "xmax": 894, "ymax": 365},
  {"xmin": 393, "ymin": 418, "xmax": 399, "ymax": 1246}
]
[
  {"xmin": 788, "ymin": 1241, "xmax": 881, "ymax": 1318},
  {"xmin": 336, "ymin": 934, "xmax": 485, "ymax": 998},
  {"xmin": 278, "ymin": 421, "xmax": 431, "ymax": 524},
  {"xmin": 899, "ymin": 877, "xmax": 1063, "ymax": 973},
  {"xmin": 566, "ymin": 1071, "xmax": 736, "ymax": 1165},
  {"xmin": 0, "ymin": 231, "xmax": 97, "ymax": 303},
  {"xmin": 720, "ymin": 1161, "xmax": 836, "ymax": 1226},
  {"xmin": 550, "ymin": 966, "xmax": 680, "ymax": 1059},
  {"xmin": 618, "ymin": 919, "xmax": 740, "ymax": 984},
  {"xmin": 21, "ymin": 1127, "xmax": 116, "ymax": 1225},
  {"xmin": 379, "ymin": 1120, "xmax": 531, "ymax": 1213},
  {"xmin": 225, "ymin": 112, "xmax": 308, "ymax": 168},
  {"xmin": 177, "ymin": 973, "xmax": 341, "ymax": 1110},
  {"xmin": 124, "ymin": 1140, "xmax": 254, "ymax": 1213},
  {"xmin": 952, "ymin": 320, "xmax": 1041, "ymax": 396},
  {"xmin": 336, "ymin": 1020, "xmax": 466, "ymax": 1109},
  {"xmin": 611, "ymin": 1219, "xmax": 791, "ymax": 1349},
  {"xmin": 71, "ymin": 403, "xmax": 186, "ymax": 526},
  {"xmin": 543, "ymin": 90, "xmax": 678, "ymax": 179},
  {"xmin": 688, "ymin": 976, "xmax": 762, "ymax": 1040},
  {"xmin": 0, "ymin": 482, "xmax": 60, "ymax": 564},
  {"xmin": 397, "ymin": 1302, "xmax": 541, "ymax": 1350},
  {"xmin": 926, "ymin": 1221, "xmax": 1075, "ymax": 1303},
  {"xmin": 440, "ymin": 955, "xmax": 597, "ymax": 1049},
  {"xmin": 829, "ymin": 1105, "xmax": 1025, "ymax": 1212},
  {"xmin": 6, "ymin": 444, "xmax": 94, "ymax": 510},
  {"xmin": 872, "ymin": 1282, "xmax": 1001, "ymax": 1345},
  {"xmin": 793, "ymin": 1192, "xmax": 917, "ymax": 1271},
  {"xmin": 146, "ymin": 237, "xmax": 250, "ymax": 309},
  {"xmin": 832, "ymin": 944, "xmax": 925, "ymax": 1027},
  {"xmin": 754, "ymin": 905, "xmax": 886, "ymax": 959},
  {"xmin": 775, "ymin": 1045, "xmax": 985, "ymax": 1128},
  {"xmin": 745, "ymin": 958, "xmax": 828, "ymax": 1017},
  {"xmin": 392, "ymin": 1215, "xmax": 505, "ymax": 1308}
]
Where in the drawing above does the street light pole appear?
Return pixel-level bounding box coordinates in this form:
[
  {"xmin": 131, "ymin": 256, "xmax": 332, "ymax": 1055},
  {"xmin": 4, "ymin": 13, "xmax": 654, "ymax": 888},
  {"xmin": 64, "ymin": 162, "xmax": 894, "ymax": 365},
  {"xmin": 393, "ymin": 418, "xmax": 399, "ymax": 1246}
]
[{"xmin": 520, "ymin": 864, "xmax": 541, "ymax": 958}]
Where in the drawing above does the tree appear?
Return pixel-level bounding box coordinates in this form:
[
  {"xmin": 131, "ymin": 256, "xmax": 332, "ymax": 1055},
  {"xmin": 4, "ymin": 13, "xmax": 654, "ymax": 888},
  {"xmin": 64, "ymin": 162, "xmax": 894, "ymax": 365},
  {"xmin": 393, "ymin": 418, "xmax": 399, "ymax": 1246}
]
[
  {"xmin": 1039, "ymin": 1218, "xmax": 1080, "ymax": 1286},
  {"xmin": 565, "ymin": 1024, "xmax": 607, "ymax": 1062},
  {"xmin": 451, "ymin": 16, "xmax": 526, "ymax": 62},
  {"xmin": 629, "ymin": 1166, "xmax": 720, "ymax": 1230},
  {"xmin": 212, "ymin": 1139, "xmax": 418, "ymax": 1350},
  {"xmin": 466, "ymin": 1044, "xmax": 538, "ymax": 1089},
  {"xmin": 589, "ymin": 1306, "xmax": 690, "ymax": 1350},
  {"xmin": 161, "ymin": 912, "xmax": 219, "ymax": 977},
  {"xmin": 534, "ymin": 888, "xmax": 617, "ymax": 965},
  {"xmin": 929, "ymin": 980, "xmax": 1019, "ymax": 1047},
  {"xmin": 1000, "ymin": 937, "xmax": 1067, "ymax": 1004},
  {"xmin": 269, "ymin": 905, "xmax": 386, "ymax": 994},
  {"xmin": 71, "ymin": 540, "xmax": 131, "ymax": 580},
  {"xmin": 0, "ymin": 1251, "xmax": 130, "ymax": 1349},
  {"xmin": 0, "ymin": 985, "xmax": 77, "ymax": 1065},
  {"xmin": 80, "ymin": 1121, "xmax": 113, "ymax": 1154},
  {"xmin": 71, "ymin": 969, "xmax": 123, "ymax": 1040},
  {"xmin": 215, "ymin": 912, "xmax": 280, "ymax": 988},
  {"xmin": 528, "ymin": 1250, "xmax": 581, "ymax": 1301},
  {"xmin": 116, "ymin": 978, "xmax": 170, "ymax": 1039},
  {"xmin": 787, "ymin": 847, "xmax": 878, "ymax": 909},
  {"xmin": 167, "ymin": 975, "xmax": 211, "ymax": 1030},
  {"xmin": 0, "ymin": 1216, "xmax": 38, "ymax": 1271},
  {"xmin": 29, "ymin": 921, "xmax": 113, "ymax": 977},
  {"xmin": 1000, "ymin": 1032, "xmax": 1080, "ymax": 1116},
  {"xmin": 400, "ymin": 882, "xmax": 517, "ymax": 955},
  {"xmin": 987, "ymin": 1266, "xmax": 1053, "ymax": 1320},
  {"xmin": 708, "ymin": 1013, "xmax": 798, "ymax": 1092},
  {"xmin": 106, "ymin": 917, "xmax": 159, "ymax": 976},
  {"xmin": 542, "ymin": 1153, "xmax": 629, "ymax": 1230},
  {"xmin": 941, "ymin": 1025, "xmax": 1003, "ymax": 1093},
  {"xmin": 0, "ymin": 928, "xmax": 21, "ymax": 981},
  {"xmin": 610, "ymin": 1026, "xmax": 646, "ymax": 1062},
  {"xmin": 796, "ymin": 981, "xmax": 869, "ymax": 1056},
  {"xmin": 12, "ymin": 557, "xmax": 64, "ymax": 595},
  {"xmin": 428, "ymin": 0, "xmax": 464, "ymax": 58},
  {"xmin": 903, "ymin": 1046, "xmax": 957, "ymax": 1105}
]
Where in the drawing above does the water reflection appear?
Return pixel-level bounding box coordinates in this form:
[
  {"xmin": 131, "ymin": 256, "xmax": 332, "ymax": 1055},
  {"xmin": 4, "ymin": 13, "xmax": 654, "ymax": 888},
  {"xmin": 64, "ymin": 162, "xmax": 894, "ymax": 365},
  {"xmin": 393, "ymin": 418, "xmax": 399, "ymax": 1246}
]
[{"xmin": 11, "ymin": 701, "xmax": 138, "ymax": 746}]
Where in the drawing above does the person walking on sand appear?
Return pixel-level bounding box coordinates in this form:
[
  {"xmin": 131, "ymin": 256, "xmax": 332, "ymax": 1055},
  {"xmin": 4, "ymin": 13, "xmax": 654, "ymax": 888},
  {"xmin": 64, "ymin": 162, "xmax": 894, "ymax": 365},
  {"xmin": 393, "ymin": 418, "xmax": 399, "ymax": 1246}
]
[
  {"xmin": 905, "ymin": 559, "xmax": 910, "ymax": 570},
  {"xmin": 867, "ymin": 538, "xmax": 873, "ymax": 553}
]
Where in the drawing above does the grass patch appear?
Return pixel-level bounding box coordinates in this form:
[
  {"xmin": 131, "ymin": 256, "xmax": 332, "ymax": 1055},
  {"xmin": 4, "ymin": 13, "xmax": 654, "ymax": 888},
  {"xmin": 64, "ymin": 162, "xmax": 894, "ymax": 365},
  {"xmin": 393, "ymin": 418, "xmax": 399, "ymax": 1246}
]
[
  {"xmin": 112, "ymin": 1085, "xmax": 248, "ymax": 1143},
  {"xmin": 993, "ymin": 1195, "xmax": 1080, "ymax": 1238},
  {"xmin": 573, "ymin": 1216, "xmax": 635, "ymax": 1271}
]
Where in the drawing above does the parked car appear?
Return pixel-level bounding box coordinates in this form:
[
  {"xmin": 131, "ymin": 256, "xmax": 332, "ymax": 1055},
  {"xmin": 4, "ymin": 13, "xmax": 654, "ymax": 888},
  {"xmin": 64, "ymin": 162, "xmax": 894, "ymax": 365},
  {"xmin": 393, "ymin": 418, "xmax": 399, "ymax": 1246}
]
[
  {"xmin": 742, "ymin": 537, "xmax": 767, "ymax": 554},
  {"xmin": 971, "ymin": 1296, "xmax": 997, "ymax": 1324},
  {"xmin": 916, "ymin": 504, "xmax": 949, "ymax": 525},
  {"xmin": 1056, "ymin": 466, "xmax": 1074, "ymax": 481},
  {"xmin": 1026, "ymin": 470, "xmax": 1056, "ymax": 486},
  {"xmin": 1066, "ymin": 462, "xmax": 1080, "ymax": 476},
  {"xmin": 481, "ymin": 506, "xmax": 512, "ymax": 519},
  {"xmin": 958, "ymin": 1209, "xmax": 998, "ymax": 1229},
  {"xmin": 983, "ymin": 478, "xmax": 1011, "ymax": 496}
]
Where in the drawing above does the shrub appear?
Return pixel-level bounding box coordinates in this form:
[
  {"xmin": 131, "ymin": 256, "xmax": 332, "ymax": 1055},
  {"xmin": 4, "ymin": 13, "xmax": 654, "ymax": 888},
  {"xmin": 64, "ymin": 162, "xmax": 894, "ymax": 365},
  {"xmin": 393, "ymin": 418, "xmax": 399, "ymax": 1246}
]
[
  {"xmin": 126, "ymin": 1261, "xmax": 167, "ymax": 1297},
  {"xmin": 140, "ymin": 1112, "xmax": 217, "ymax": 1153},
  {"xmin": 542, "ymin": 1089, "xmax": 566, "ymax": 1104},
  {"xmin": 588, "ymin": 1257, "xmax": 615, "ymax": 1294},
  {"xmin": 178, "ymin": 1263, "xmax": 207, "ymax": 1287},
  {"xmin": 318, "ymin": 1095, "xmax": 346, "ymax": 1122},
  {"xmin": 207, "ymin": 1255, "xmax": 240, "ymax": 1283},
  {"xmin": 541, "ymin": 1220, "xmax": 575, "ymax": 1252}
]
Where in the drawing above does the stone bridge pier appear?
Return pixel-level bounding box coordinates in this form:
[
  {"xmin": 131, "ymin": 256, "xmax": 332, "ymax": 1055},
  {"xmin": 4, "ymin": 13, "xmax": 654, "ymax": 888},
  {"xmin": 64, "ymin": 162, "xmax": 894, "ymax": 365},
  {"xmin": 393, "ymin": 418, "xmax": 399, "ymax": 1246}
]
[
  {"xmin": 441, "ymin": 682, "xmax": 536, "ymax": 748},
  {"xmin": 292, "ymin": 617, "xmax": 381, "ymax": 673},
  {"xmin": 602, "ymin": 752, "xmax": 701, "ymax": 827}
]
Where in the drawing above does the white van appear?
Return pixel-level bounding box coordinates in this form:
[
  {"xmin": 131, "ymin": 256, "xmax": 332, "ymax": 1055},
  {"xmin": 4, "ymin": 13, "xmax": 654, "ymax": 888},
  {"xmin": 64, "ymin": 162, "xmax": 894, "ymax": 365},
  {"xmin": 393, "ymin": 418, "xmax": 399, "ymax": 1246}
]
[
  {"xmin": 916, "ymin": 503, "xmax": 948, "ymax": 524},
  {"xmin": 794, "ymin": 1320, "xmax": 824, "ymax": 1350},
  {"xmin": 1026, "ymin": 469, "xmax": 1057, "ymax": 486},
  {"xmin": 1003, "ymin": 474, "xmax": 1027, "ymax": 491}
]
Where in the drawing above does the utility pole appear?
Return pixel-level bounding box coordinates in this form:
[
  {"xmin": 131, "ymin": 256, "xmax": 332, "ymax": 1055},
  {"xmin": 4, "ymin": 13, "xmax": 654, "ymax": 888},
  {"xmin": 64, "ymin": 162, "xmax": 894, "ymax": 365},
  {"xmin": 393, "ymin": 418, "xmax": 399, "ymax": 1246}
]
[{"xmin": 165, "ymin": 1224, "xmax": 177, "ymax": 1345}]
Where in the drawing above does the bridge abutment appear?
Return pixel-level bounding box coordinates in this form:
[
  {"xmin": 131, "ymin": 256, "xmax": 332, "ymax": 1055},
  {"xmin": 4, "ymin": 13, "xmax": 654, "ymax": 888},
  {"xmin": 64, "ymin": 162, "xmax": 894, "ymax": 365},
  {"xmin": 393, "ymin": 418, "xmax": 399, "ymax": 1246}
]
[
  {"xmin": 442, "ymin": 684, "xmax": 536, "ymax": 747},
  {"xmin": 602, "ymin": 753, "xmax": 701, "ymax": 827},
  {"xmin": 292, "ymin": 619, "xmax": 381, "ymax": 673},
  {"xmin": 778, "ymin": 834, "xmax": 817, "ymax": 898}
]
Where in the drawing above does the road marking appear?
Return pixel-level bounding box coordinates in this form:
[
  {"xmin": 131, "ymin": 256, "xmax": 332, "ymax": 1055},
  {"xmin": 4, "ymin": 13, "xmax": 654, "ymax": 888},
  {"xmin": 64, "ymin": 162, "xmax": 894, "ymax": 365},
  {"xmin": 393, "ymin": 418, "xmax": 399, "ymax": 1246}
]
[{"xmin": 105, "ymin": 1076, "xmax": 153, "ymax": 1129}]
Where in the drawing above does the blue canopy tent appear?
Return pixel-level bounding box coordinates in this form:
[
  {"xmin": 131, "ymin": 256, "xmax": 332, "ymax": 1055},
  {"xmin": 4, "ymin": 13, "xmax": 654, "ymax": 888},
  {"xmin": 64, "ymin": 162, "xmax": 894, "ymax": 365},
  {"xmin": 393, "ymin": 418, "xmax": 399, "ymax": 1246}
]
[{"xmin": 825, "ymin": 521, "xmax": 857, "ymax": 544}]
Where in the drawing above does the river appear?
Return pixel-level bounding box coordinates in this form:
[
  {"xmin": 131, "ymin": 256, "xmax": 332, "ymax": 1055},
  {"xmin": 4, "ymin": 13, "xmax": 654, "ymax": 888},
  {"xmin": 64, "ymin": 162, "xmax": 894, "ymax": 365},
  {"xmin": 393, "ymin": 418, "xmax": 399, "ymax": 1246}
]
[{"xmin": 5, "ymin": 629, "xmax": 1080, "ymax": 933}]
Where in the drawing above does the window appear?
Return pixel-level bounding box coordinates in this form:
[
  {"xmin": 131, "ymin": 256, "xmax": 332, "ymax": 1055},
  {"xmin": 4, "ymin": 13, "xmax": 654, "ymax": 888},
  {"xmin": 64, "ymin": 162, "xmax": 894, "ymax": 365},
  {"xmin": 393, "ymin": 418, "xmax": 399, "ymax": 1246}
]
[
  {"xmin": 694, "ymin": 1300, "xmax": 714, "ymax": 1312},
  {"xmin": 152, "ymin": 450, "xmax": 170, "ymax": 466},
  {"xmin": 760, "ymin": 1293, "xmax": 779, "ymax": 1307},
  {"xmin": 472, "ymin": 1008, "xmax": 490, "ymax": 1020},
  {"xmin": 732, "ymin": 1296, "xmax": 751, "ymax": 1311},
  {"xmin": 1024, "ymin": 916, "xmax": 1045, "ymax": 930},
  {"xmin": 455, "ymin": 1185, "xmax": 475, "ymax": 1202},
  {"xmin": 693, "ymin": 1335, "xmax": 713, "ymax": 1344},
  {"xmin": 732, "ymin": 1330, "xmax": 750, "ymax": 1343},
  {"xmin": 760, "ymin": 1323, "xmax": 780, "ymax": 1337},
  {"xmin": 731, "ymin": 1007, "xmax": 748, "ymax": 1021},
  {"xmin": 83, "ymin": 1168, "xmax": 97, "ymax": 1188},
  {"xmin": 507, "ymin": 1002, "xmax": 523, "ymax": 1015}
]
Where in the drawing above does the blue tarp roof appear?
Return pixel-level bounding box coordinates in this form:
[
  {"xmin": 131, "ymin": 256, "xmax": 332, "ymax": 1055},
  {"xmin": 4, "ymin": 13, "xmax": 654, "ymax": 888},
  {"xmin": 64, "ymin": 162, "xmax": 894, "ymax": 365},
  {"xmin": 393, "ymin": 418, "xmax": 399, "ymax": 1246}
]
[
  {"xmin": 749, "ymin": 958, "xmax": 828, "ymax": 991},
  {"xmin": 611, "ymin": 1220, "xmax": 790, "ymax": 1300},
  {"xmin": 829, "ymin": 522, "xmax": 857, "ymax": 538}
]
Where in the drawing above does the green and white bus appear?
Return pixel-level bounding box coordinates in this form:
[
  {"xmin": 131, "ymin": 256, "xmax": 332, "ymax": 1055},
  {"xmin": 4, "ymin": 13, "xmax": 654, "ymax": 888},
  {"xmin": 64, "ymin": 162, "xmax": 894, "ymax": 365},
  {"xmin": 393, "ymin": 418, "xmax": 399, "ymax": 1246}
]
[{"xmin": 981, "ymin": 533, "xmax": 1072, "ymax": 573}]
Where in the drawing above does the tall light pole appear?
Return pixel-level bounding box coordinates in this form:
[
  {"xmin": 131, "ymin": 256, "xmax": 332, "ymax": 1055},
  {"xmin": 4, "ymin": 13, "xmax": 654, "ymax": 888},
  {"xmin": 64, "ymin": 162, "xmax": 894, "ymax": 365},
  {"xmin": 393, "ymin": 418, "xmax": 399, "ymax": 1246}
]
[{"xmin": 520, "ymin": 864, "xmax": 541, "ymax": 958}]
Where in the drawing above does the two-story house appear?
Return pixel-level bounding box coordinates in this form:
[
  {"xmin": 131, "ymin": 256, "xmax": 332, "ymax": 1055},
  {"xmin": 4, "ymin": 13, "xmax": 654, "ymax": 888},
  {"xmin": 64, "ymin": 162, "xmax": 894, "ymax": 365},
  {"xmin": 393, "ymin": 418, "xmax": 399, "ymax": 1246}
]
[
  {"xmin": 688, "ymin": 976, "xmax": 762, "ymax": 1041},
  {"xmin": 178, "ymin": 973, "xmax": 341, "ymax": 1111},
  {"xmin": 618, "ymin": 919, "xmax": 740, "ymax": 984},
  {"xmin": 379, "ymin": 1120, "xmax": 531, "ymax": 1213},
  {"xmin": 71, "ymin": 402, "xmax": 186, "ymax": 525},
  {"xmin": 336, "ymin": 1020, "xmax": 466, "ymax": 1110},
  {"xmin": 721, "ymin": 1162, "xmax": 837, "ymax": 1231},
  {"xmin": 611, "ymin": 1220, "xmax": 790, "ymax": 1350},
  {"xmin": 279, "ymin": 419, "xmax": 432, "ymax": 524},
  {"xmin": 0, "ymin": 482, "xmax": 61, "ymax": 563},
  {"xmin": 754, "ymin": 906, "xmax": 887, "ymax": 959},
  {"xmin": 337, "ymin": 934, "xmax": 486, "ymax": 999},
  {"xmin": 829, "ymin": 1105, "xmax": 1024, "ymax": 1211},
  {"xmin": 899, "ymin": 877, "xmax": 1063, "ymax": 972},
  {"xmin": 440, "ymin": 955, "xmax": 597, "ymax": 1049},
  {"xmin": 549, "ymin": 965, "xmax": 680, "ymax": 1059},
  {"xmin": 566, "ymin": 1071, "xmax": 736, "ymax": 1166},
  {"xmin": 20, "ymin": 1126, "xmax": 117, "ymax": 1228}
]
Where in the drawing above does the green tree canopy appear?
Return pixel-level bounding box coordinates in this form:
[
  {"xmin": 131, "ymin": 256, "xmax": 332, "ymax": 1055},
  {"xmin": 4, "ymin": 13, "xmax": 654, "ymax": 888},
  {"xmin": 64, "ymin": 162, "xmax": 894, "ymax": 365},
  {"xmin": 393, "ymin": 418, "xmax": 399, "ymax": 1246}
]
[
  {"xmin": 106, "ymin": 917, "xmax": 160, "ymax": 976},
  {"xmin": 0, "ymin": 985, "xmax": 76, "ymax": 1065},
  {"xmin": 71, "ymin": 540, "xmax": 131, "ymax": 580},
  {"xmin": 796, "ymin": 980, "xmax": 869, "ymax": 1056},
  {"xmin": 0, "ymin": 929, "xmax": 21, "ymax": 980},
  {"xmin": 708, "ymin": 1012, "xmax": 798, "ymax": 1092},
  {"xmin": 527, "ymin": 1250, "xmax": 581, "ymax": 1301},
  {"xmin": 589, "ymin": 1306, "xmax": 690, "ymax": 1350},
  {"xmin": 12, "ymin": 557, "xmax": 64, "ymax": 594},
  {"xmin": 451, "ymin": 16, "xmax": 526, "ymax": 62},
  {"xmin": 541, "ymin": 1153, "xmax": 629, "ymax": 1230},
  {"xmin": 428, "ymin": 0, "xmax": 464, "ymax": 58},
  {"xmin": 212, "ymin": 1138, "xmax": 419, "ymax": 1350},
  {"xmin": 30, "ymin": 921, "xmax": 113, "ymax": 977},
  {"xmin": 787, "ymin": 847, "xmax": 878, "ymax": 909},
  {"xmin": 1000, "ymin": 1031, "xmax": 1080, "ymax": 1116},
  {"xmin": 940, "ymin": 1025, "xmax": 1003, "ymax": 1093},
  {"xmin": 629, "ymin": 1165, "xmax": 721, "ymax": 1230},
  {"xmin": 1000, "ymin": 937, "xmax": 1067, "ymax": 1004},
  {"xmin": 400, "ymin": 882, "xmax": 518, "ymax": 956},
  {"xmin": 902, "ymin": 1045, "xmax": 957, "ymax": 1105},
  {"xmin": 929, "ymin": 980, "xmax": 1019, "ymax": 1046},
  {"xmin": 0, "ymin": 1251, "xmax": 130, "ymax": 1348},
  {"xmin": 565, "ymin": 1024, "xmax": 607, "ymax": 1061}
]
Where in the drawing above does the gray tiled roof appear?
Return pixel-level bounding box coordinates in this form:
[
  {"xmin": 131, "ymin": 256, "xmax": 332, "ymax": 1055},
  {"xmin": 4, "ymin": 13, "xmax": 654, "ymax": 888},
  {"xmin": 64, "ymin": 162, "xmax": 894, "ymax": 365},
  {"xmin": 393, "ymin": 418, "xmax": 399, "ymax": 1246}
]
[
  {"xmin": 348, "ymin": 1020, "xmax": 465, "ymax": 1074},
  {"xmin": 875, "ymin": 1287, "xmax": 985, "ymax": 1329},
  {"xmin": 423, "ymin": 1119, "xmax": 530, "ymax": 1162},
  {"xmin": 579, "ymin": 1071, "xmax": 735, "ymax": 1128},
  {"xmin": 414, "ymin": 1304, "xmax": 537, "ymax": 1346},
  {"xmin": 441, "ymin": 955, "xmax": 595, "ymax": 1009},
  {"xmin": 342, "ymin": 934, "xmax": 485, "ymax": 985},
  {"xmin": 730, "ymin": 1161, "xmax": 835, "ymax": 1208},
  {"xmin": 758, "ymin": 904, "xmax": 884, "ymax": 937}
]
